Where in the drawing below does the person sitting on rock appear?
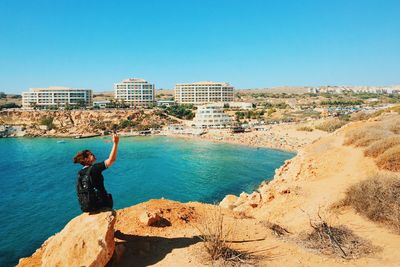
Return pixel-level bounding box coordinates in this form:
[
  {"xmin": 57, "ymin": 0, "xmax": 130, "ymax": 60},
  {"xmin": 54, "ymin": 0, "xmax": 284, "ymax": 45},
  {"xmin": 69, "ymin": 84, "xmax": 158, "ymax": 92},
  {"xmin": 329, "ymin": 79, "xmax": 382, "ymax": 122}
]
[{"xmin": 73, "ymin": 134, "xmax": 119, "ymax": 212}]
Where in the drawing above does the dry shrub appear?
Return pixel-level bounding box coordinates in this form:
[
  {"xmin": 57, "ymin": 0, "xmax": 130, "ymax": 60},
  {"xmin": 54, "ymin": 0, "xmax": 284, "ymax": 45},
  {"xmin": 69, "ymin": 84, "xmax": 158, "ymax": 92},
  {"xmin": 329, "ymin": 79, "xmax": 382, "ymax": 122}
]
[
  {"xmin": 351, "ymin": 110, "xmax": 386, "ymax": 121},
  {"xmin": 352, "ymin": 130, "xmax": 391, "ymax": 147},
  {"xmin": 376, "ymin": 145, "xmax": 400, "ymax": 172},
  {"xmin": 389, "ymin": 105, "xmax": 400, "ymax": 114},
  {"xmin": 301, "ymin": 222, "xmax": 375, "ymax": 259},
  {"xmin": 297, "ymin": 126, "xmax": 314, "ymax": 132},
  {"xmin": 195, "ymin": 208, "xmax": 255, "ymax": 265},
  {"xmin": 262, "ymin": 221, "xmax": 291, "ymax": 237},
  {"xmin": 388, "ymin": 121, "xmax": 400, "ymax": 134},
  {"xmin": 350, "ymin": 111, "xmax": 369, "ymax": 121},
  {"xmin": 315, "ymin": 119, "xmax": 347, "ymax": 133},
  {"xmin": 343, "ymin": 174, "xmax": 400, "ymax": 232},
  {"xmin": 344, "ymin": 127, "xmax": 390, "ymax": 147},
  {"xmin": 364, "ymin": 136, "xmax": 400, "ymax": 158}
]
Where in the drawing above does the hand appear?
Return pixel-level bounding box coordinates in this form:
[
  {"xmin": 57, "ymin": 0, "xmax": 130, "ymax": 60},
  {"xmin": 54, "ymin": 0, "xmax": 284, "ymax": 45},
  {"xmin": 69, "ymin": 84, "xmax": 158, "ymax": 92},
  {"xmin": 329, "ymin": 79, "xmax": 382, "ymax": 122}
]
[{"xmin": 112, "ymin": 134, "xmax": 120, "ymax": 144}]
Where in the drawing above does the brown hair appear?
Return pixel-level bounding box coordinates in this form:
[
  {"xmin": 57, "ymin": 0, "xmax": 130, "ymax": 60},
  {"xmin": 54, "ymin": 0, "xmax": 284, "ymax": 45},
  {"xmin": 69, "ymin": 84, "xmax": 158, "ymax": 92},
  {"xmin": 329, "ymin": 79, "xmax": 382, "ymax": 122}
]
[{"xmin": 73, "ymin": 150, "xmax": 93, "ymax": 166}]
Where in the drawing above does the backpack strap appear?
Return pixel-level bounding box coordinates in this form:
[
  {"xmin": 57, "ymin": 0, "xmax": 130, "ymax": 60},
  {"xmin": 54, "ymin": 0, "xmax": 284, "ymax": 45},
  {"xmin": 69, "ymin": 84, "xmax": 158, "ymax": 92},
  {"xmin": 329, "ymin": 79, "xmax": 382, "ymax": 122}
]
[{"xmin": 86, "ymin": 165, "xmax": 94, "ymax": 185}]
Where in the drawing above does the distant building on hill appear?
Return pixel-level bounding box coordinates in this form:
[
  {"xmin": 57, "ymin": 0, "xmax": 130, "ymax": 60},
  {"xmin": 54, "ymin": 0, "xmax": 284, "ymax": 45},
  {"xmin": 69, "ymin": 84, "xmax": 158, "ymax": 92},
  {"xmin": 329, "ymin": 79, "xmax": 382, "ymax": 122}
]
[
  {"xmin": 192, "ymin": 104, "xmax": 232, "ymax": 129},
  {"xmin": 114, "ymin": 78, "xmax": 155, "ymax": 107},
  {"xmin": 22, "ymin": 87, "xmax": 92, "ymax": 109},
  {"xmin": 175, "ymin": 81, "xmax": 234, "ymax": 105}
]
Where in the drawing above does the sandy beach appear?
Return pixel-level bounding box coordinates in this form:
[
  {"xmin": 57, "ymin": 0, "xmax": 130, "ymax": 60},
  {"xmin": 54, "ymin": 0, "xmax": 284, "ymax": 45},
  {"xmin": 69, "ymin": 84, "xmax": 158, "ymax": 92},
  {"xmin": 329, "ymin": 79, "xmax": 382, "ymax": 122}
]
[{"xmin": 165, "ymin": 123, "xmax": 328, "ymax": 153}]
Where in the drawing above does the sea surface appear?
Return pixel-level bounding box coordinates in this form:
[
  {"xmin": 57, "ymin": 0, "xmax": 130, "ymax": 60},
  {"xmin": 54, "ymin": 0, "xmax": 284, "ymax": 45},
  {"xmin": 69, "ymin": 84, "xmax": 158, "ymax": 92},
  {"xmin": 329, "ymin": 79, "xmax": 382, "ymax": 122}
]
[{"xmin": 0, "ymin": 136, "xmax": 294, "ymax": 266}]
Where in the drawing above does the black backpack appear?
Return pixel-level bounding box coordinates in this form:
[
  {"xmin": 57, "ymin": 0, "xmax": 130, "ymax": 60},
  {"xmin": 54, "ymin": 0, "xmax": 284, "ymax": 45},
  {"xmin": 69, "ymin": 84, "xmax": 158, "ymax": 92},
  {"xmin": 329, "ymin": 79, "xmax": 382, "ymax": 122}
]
[{"xmin": 76, "ymin": 166, "xmax": 99, "ymax": 212}]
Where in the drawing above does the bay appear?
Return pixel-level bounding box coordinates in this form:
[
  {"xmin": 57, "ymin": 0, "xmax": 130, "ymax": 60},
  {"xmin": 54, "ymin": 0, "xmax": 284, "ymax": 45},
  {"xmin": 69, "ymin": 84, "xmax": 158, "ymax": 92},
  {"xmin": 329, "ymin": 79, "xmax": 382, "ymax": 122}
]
[{"xmin": 0, "ymin": 136, "xmax": 294, "ymax": 266}]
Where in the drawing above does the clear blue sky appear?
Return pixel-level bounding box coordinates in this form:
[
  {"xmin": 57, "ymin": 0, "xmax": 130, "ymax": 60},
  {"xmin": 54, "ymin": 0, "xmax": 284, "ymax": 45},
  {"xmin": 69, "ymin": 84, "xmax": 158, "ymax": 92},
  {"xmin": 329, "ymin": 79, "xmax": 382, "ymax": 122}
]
[{"xmin": 0, "ymin": 0, "xmax": 399, "ymax": 93}]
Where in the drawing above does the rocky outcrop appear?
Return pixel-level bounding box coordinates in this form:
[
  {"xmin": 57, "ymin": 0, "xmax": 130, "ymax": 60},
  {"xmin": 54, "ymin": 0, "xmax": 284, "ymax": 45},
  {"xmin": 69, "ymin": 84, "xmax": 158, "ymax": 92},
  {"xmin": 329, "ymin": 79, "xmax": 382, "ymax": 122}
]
[
  {"xmin": 0, "ymin": 110, "xmax": 177, "ymax": 137},
  {"xmin": 139, "ymin": 211, "xmax": 162, "ymax": 226},
  {"xmin": 18, "ymin": 211, "xmax": 116, "ymax": 267},
  {"xmin": 219, "ymin": 191, "xmax": 263, "ymax": 213}
]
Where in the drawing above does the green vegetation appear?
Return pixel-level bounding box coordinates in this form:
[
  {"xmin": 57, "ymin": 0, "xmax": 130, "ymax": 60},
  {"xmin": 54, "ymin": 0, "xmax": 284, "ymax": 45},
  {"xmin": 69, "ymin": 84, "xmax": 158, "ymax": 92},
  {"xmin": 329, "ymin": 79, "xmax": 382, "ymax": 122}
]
[
  {"xmin": 261, "ymin": 102, "xmax": 289, "ymax": 109},
  {"xmin": 118, "ymin": 119, "xmax": 138, "ymax": 129},
  {"xmin": 164, "ymin": 104, "xmax": 195, "ymax": 120},
  {"xmin": 0, "ymin": 102, "xmax": 20, "ymax": 110},
  {"xmin": 320, "ymin": 100, "xmax": 363, "ymax": 106},
  {"xmin": 251, "ymin": 92, "xmax": 294, "ymax": 99},
  {"xmin": 235, "ymin": 110, "xmax": 265, "ymax": 121},
  {"xmin": 10, "ymin": 94, "xmax": 22, "ymax": 99},
  {"xmin": 0, "ymin": 92, "xmax": 6, "ymax": 99}
]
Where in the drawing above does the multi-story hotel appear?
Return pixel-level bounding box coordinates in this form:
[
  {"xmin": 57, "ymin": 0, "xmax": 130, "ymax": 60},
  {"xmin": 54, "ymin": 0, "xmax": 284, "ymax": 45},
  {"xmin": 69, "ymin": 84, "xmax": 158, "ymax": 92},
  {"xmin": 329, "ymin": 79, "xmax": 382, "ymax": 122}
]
[
  {"xmin": 192, "ymin": 104, "xmax": 232, "ymax": 128},
  {"xmin": 175, "ymin": 81, "xmax": 234, "ymax": 105},
  {"xmin": 114, "ymin": 78, "xmax": 155, "ymax": 107},
  {"xmin": 22, "ymin": 87, "xmax": 92, "ymax": 109}
]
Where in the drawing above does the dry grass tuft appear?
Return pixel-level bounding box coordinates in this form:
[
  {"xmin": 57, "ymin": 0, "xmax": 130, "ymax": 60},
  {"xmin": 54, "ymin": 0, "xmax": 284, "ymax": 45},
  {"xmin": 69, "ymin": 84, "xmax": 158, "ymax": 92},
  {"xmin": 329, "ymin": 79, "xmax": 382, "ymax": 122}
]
[
  {"xmin": 297, "ymin": 126, "xmax": 314, "ymax": 132},
  {"xmin": 344, "ymin": 127, "xmax": 391, "ymax": 147},
  {"xmin": 301, "ymin": 222, "xmax": 375, "ymax": 259},
  {"xmin": 315, "ymin": 119, "xmax": 347, "ymax": 133},
  {"xmin": 364, "ymin": 136, "xmax": 400, "ymax": 158},
  {"xmin": 195, "ymin": 208, "xmax": 255, "ymax": 265},
  {"xmin": 388, "ymin": 105, "xmax": 400, "ymax": 114},
  {"xmin": 388, "ymin": 121, "xmax": 400, "ymax": 134},
  {"xmin": 376, "ymin": 146, "xmax": 400, "ymax": 172},
  {"xmin": 343, "ymin": 174, "xmax": 400, "ymax": 232},
  {"xmin": 350, "ymin": 111, "xmax": 379, "ymax": 122}
]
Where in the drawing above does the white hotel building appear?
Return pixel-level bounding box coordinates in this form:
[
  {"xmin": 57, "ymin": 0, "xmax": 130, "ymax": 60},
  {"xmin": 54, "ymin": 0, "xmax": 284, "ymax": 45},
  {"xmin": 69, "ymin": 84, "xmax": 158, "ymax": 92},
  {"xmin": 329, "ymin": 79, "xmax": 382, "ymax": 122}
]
[
  {"xmin": 192, "ymin": 104, "xmax": 232, "ymax": 129},
  {"xmin": 175, "ymin": 81, "xmax": 234, "ymax": 105},
  {"xmin": 22, "ymin": 87, "xmax": 92, "ymax": 109},
  {"xmin": 114, "ymin": 78, "xmax": 155, "ymax": 107}
]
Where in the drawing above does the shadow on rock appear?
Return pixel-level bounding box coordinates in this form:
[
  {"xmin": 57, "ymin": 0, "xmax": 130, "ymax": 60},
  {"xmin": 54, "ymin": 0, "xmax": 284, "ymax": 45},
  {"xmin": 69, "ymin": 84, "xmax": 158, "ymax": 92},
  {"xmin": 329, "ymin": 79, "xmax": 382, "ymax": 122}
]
[{"xmin": 107, "ymin": 231, "xmax": 201, "ymax": 267}]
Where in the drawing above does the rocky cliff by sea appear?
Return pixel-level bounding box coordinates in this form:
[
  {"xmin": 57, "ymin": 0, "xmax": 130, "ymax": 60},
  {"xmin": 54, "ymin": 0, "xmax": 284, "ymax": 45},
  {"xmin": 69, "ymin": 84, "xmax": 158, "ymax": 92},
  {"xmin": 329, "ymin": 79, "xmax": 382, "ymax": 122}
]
[{"xmin": 0, "ymin": 109, "xmax": 177, "ymax": 138}]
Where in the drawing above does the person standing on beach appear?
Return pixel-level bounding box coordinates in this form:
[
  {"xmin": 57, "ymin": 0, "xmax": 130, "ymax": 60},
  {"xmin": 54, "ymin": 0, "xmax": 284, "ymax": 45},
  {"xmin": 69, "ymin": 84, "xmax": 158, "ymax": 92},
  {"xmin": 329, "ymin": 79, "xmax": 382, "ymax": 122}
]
[{"xmin": 73, "ymin": 134, "xmax": 120, "ymax": 212}]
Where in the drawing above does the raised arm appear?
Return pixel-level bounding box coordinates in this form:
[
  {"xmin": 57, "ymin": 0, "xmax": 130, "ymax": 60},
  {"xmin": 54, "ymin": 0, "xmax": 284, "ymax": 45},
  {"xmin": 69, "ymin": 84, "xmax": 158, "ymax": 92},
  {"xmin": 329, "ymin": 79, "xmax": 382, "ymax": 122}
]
[{"xmin": 105, "ymin": 134, "xmax": 119, "ymax": 168}]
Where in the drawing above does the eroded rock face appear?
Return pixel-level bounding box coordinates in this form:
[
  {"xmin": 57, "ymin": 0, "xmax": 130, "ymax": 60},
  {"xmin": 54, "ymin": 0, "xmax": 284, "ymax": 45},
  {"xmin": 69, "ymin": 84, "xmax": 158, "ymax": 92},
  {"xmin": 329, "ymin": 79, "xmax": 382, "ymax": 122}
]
[
  {"xmin": 0, "ymin": 110, "xmax": 176, "ymax": 137},
  {"xmin": 18, "ymin": 211, "xmax": 116, "ymax": 267}
]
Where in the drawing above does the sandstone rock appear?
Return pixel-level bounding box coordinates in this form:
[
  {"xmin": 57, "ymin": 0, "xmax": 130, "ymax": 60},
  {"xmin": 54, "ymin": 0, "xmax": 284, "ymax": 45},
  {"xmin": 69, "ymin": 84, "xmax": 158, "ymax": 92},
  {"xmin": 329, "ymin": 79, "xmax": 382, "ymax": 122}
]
[
  {"xmin": 19, "ymin": 211, "xmax": 116, "ymax": 267},
  {"xmin": 233, "ymin": 192, "xmax": 249, "ymax": 207},
  {"xmin": 139, "ymin": 211, "xmax": 161, "ymax": 226},
  {"xmin": 248, "ymin": 192, "xmax": 262, "ymax": 206},
  {"xmin": 219, "ymin": 194, "xmax": 238, "ymax": 209},
  {"xmin": 233, "ymin": 204, "xmax": 251, "ymax": 213}
]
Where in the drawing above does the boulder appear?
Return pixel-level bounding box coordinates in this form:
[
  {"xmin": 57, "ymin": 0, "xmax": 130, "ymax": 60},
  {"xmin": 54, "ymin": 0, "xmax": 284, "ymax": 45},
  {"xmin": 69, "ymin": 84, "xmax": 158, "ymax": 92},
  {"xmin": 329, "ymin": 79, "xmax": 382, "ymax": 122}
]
[
  {"xmin": 18, "ymin": 211, "xmax": 116, "ymax": 267},
  {"xmin": 219, "ymin": 194, "xmax": 239, "ymax": 209},
  {"xmin": 139, "ymin": 211, "xmax": 161, "ymax": 226}
]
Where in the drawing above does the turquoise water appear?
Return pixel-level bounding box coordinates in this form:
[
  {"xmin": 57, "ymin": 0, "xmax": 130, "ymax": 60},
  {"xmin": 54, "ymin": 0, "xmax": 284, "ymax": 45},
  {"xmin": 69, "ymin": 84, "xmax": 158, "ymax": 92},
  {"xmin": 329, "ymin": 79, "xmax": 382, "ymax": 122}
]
[{"xmin": 0, "ymin": 136, "xmax": 293, "ymax": 266}]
